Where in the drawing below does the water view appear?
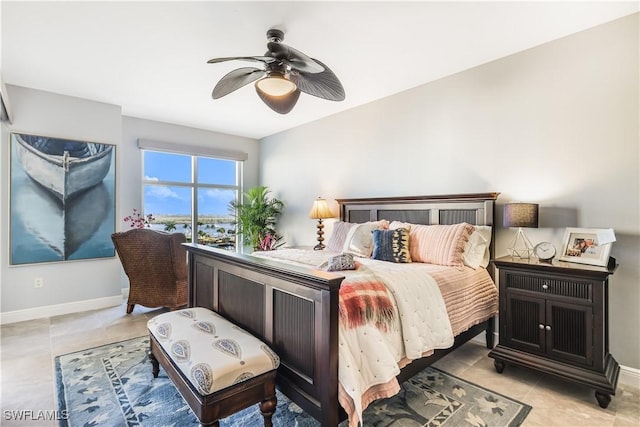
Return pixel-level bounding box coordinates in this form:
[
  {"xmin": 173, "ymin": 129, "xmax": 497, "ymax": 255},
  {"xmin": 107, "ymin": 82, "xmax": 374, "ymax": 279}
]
[{"xmin": 146, "ymin": 215, "xmax": 236, "ymax": 249}]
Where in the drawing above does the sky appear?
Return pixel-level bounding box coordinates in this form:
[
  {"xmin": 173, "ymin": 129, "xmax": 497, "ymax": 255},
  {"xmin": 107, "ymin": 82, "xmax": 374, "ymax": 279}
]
[{"xmin": 142, "ymin": 151, "xmax": 237, "ymax": 217}]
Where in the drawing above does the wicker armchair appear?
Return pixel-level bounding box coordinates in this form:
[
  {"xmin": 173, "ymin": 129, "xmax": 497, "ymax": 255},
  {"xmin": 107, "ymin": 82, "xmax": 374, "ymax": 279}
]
[{"xmin": 112, "ymin": 229, "xmax": 188, "ymax": 314}]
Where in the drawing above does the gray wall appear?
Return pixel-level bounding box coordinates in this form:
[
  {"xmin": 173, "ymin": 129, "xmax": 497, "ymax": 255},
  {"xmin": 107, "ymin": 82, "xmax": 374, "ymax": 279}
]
[
  {"xmin": 260, "ymin": 14, "xmax": 639, "ymax": 370},
  {"xmin": 1, "ymin": 85, "xmax": 123, "ymax": 313},
  {"xmin": 0, "ymin": 86, "xmax": 259, "ymax": 317}
]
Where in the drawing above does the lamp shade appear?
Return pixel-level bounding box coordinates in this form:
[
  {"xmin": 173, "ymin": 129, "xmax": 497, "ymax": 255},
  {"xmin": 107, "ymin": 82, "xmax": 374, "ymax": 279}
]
[
  {"xmin": 255, "ymin": 74, "xmax": 297, "ymax": 97},
  {"xmin": 308, "ymin": 198, "xmax": 333, "ymax": 219},
  {"xmin": 504, "ymin": 203, "xmax": 539, "ymax": 228}
]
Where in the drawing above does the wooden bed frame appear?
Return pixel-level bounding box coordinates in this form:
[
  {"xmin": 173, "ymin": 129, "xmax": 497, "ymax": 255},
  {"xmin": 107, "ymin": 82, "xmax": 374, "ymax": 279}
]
[{"xmin": 184, "ymin": 192, "xmax": 499, "ymax": 426}]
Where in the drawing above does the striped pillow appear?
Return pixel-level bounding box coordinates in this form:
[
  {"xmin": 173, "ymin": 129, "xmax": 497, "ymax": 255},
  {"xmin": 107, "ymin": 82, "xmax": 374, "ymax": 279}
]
[
  {"xmin": 326, "ymin": 221, "xmax": 355, "ymax": 252},
  {"xmin": 391, "ymin": 222, "xmax": 474, "ymax": 266}
]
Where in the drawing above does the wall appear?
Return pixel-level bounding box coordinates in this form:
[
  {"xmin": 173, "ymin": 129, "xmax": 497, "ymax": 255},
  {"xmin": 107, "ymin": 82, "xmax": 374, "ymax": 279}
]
[
  {"xmin": 0, "ymin": 88, "xmax": 260, "ymax": 322},
  {"xmin": 260, "ymin": 14, "xmax": 640, "ymax": 372},
  {"xmin": 0, "ymin": 85, "xmax": 123, "ymax": 319}
]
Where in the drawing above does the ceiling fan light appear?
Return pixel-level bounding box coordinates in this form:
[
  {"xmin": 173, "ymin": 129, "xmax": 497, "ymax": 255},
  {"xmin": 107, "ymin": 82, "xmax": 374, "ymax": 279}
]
[{"xmin": 255, "ymin": 75, "xmax": 297, "ymax": 97}]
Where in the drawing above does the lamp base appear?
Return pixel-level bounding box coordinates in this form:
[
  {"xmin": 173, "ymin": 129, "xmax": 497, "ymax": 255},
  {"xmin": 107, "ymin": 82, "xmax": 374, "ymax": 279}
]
[
  {"xmin": 314, "ymin": 219, "xmax": 325, "ymax": 251},
  {"xmin": 508, "ymin": 228, "xmax": 534, "ymax": 259}
]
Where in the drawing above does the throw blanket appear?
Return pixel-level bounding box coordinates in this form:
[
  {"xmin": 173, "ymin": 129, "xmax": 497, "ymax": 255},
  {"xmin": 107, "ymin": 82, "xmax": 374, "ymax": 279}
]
[
  {"xmin": 338, "ymin": 267, "xmax": 395, "ymax": 331},
  {"xmin": 251, "ymin": 249, "xmax": 396, "ymax": 331}
]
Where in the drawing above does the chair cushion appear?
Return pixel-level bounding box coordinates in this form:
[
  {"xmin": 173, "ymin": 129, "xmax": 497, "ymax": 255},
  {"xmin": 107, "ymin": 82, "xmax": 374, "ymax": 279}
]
[{"xmin": 148, "ymin": 307, "xmax": 279, "ymax": 396}]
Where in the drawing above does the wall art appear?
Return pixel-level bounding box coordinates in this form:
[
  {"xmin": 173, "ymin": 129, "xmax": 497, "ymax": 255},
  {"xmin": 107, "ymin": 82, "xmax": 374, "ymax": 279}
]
[{"xmin": 10, "ymin": 132, "xmax": 116, "ymax": 265}]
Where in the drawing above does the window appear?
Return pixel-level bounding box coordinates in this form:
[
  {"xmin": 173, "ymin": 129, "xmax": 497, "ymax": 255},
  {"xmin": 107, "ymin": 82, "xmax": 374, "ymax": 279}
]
[{"xmin": 142, "ymin": 150, "xmax": 241, "ymax": 250}]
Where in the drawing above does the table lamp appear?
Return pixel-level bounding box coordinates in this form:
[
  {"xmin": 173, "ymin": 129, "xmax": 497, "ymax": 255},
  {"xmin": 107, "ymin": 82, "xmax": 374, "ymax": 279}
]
[
  {"xmin": 504, "ymin": 202, "xmax": 539, "ymax": 258},
  {"xmin": 308, "ymin": 197, "xmax": 333, "ymax": 250}
]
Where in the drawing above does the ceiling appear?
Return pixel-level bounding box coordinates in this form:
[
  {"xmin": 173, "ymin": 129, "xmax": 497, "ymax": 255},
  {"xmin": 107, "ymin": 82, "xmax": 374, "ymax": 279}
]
[{"xmin": 2, "ymin": 1, "xmax": 638, "ymax": 139}]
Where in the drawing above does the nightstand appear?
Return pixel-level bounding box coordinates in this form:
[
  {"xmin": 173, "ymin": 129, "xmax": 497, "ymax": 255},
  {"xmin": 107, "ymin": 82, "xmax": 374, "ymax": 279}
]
[{"xmin": 488, "ymin": 256, "xmax": 619, "ymax": 408}]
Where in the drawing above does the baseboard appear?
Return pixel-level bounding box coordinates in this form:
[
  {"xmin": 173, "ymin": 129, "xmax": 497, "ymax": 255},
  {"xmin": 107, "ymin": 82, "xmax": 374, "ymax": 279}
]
[
  {"xmin": 0, "ymin": 295, "xmax": 124, "ymax": 325},
  {"xmin": 619, "ymin": 365, "xmax": 640, "ymax": 389}
]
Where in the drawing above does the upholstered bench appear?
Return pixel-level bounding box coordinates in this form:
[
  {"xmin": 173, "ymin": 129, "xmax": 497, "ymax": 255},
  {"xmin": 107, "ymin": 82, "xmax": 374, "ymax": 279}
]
[{"xmin": 147, "ymin": 307, "xmax": 280, "ymax": 427}]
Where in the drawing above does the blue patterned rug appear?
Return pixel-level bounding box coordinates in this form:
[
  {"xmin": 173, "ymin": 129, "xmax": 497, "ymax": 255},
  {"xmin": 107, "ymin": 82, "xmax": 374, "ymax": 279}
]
[{"xmin": 55, "ymin": 336, "xmax": 530, "ymax": 426}]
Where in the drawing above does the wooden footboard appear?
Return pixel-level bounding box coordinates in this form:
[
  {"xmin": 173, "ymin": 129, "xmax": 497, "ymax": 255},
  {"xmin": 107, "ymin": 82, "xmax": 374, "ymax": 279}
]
[{"xmin": 186, "ymin": 244, "xmax": 345, "ymax": 425}]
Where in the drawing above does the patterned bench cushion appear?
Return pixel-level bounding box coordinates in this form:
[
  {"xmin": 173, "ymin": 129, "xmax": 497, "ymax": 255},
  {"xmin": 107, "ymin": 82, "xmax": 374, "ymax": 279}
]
[{"xmin": 147, "ymin": 307, "xmax": 279, "ymax": 396}]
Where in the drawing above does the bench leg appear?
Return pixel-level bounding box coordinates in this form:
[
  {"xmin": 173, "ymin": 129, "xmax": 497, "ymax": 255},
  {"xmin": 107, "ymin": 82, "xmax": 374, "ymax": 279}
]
[
  {"xmin": 259, "ymin": 395, "xmax": 277, "ymax": 427},
  {"xmin": 148, "ymin": 347, "xmax": 160, "ymax": 378}
]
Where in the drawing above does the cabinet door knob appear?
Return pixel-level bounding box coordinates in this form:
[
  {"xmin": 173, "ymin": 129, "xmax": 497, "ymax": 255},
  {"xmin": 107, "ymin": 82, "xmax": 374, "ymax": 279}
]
[
  {"xmin": 539, "ymin": 324, "xmax": 545, "ymax": 329},
  {"xmin": 545, "ymin": 325, "xmax": 552, "ymax": 331},
  {"xmin": 542, "ymin": 283, "xmax": 549, "ymax": 290}
]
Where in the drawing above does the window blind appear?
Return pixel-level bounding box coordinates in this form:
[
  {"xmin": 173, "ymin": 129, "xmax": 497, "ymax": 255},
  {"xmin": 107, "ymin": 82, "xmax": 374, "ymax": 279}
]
[{"xmin": 137, "ymin": 138, "xmax": 248, "ymax": 161}]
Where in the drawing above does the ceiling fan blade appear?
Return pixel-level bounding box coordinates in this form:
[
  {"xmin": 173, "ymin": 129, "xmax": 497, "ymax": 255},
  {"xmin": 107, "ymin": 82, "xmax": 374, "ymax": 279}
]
[
  {"xmin": 267, "ymin": 42, "xmax": 324, "ymax": 74},
  {"xmin": 255, "ymin": 87, "xmax": 301, "ymax": 114},
  {"xmin": 212, "ymin": 67, "xmax": 266, "ymax": 99},
  {"xmin": 290, "ymin": 59, "xmax": 345, "ymax": 101},
  {"xmin": 207, "ymin": 56, "xmax": 275, "ymax": 65}
]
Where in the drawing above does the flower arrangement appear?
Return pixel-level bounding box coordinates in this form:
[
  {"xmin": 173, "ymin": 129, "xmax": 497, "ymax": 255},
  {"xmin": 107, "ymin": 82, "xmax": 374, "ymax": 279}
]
[
  {"xmin": 257, "ymin": 232, "xmax": 284, "ymax": 251},
  {"xmin": 123, "ymin": 209, "xmax": 155, "ymax": 229}
]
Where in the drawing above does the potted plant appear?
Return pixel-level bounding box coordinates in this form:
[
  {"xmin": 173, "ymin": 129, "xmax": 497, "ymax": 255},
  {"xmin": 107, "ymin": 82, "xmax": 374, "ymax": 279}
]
[{"xmin": 229, "ymin": 186, "xmax": 285, "ymax": 251}]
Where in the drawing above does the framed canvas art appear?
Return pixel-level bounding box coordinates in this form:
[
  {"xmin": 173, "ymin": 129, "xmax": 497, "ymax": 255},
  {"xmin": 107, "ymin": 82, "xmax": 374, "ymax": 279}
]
[{"xmin": 9, "ymin": 132, "xmax": 116, "ymax": 265}]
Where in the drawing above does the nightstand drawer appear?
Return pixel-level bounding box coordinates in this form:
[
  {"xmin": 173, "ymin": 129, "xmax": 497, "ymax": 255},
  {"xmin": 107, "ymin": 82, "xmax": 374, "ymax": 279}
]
[{"xmin": 504, "ymin": 271, "xmax": 592, "ymax": 301}]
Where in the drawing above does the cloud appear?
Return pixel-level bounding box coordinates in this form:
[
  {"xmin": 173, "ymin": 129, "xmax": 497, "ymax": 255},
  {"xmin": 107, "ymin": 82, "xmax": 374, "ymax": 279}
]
[
  {"xmin": 146, "ymin": 186, "xmax": 181, "ymax": 200},
  {"xmin": 144, "ymin": 176, "xmax": 159, "ymax": 181},
  {"xmin": 200, "ymin": 188, "xmax": 234, "ymax": 202}
]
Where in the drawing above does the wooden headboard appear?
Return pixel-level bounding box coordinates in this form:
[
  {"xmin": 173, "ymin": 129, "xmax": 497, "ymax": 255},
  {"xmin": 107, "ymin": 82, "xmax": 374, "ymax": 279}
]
[{"xmin": 337, "ymin": 192, "xmax": 500, "ymax": 262}]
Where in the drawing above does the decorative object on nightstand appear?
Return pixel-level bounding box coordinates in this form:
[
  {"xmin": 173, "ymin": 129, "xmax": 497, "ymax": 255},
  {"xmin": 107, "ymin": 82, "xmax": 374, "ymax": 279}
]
[
  {"xmin": 503, "ymin": 202, "xmax": 539, "ymax": 258},
  {"xmin": 489, "ymin": 256, "xmax": 619, "ymax": 409},
  {"xmin": 533, "ymin": 241, "xmax": 556, "ymax": 262},
  {"xmin": 558, "ymin": 227, "xmax": 616, "ymax": 267},
  {"xmin": 308, "ymin": 197, "xmax": 333, "ymax": 250}
]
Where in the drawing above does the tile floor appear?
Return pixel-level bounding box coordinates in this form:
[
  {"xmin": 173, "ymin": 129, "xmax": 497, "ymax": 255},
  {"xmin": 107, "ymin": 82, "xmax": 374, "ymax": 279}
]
[{"xmin": 1, "ymin": 303, "xmax": 638, "ymax": 426}]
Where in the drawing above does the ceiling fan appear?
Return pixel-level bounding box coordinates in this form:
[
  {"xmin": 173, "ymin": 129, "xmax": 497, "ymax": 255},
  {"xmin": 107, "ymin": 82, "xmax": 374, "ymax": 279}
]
[{"xmin": 207, "ymin": 29, "xmax": 345, "ymax": 114}]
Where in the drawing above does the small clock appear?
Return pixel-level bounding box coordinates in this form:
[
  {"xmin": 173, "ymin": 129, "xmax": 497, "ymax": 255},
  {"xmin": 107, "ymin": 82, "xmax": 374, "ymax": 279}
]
[{"xmin": 534, "ymin": 242, "xmax": 556, "ymax": 262}]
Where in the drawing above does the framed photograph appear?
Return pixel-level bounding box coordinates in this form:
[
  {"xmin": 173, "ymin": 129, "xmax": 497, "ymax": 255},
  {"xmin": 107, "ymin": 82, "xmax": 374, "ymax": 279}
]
[
  {"xmin": 558, "ymin": 227, "xmax": 615, "ymax": 267},
  {"xmin": 10, "ymin": 132, "xmax": 116, "ymax": 265}
]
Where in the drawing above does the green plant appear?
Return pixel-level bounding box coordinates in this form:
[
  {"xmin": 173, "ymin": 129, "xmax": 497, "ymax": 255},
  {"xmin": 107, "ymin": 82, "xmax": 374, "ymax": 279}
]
[
  {"xmin": 162, "ymin": 220, "xmax": 177, "ymax": 232},
  {"xmin": 229, "ymin": 186, "xmax": 285, "ymax": 250}
]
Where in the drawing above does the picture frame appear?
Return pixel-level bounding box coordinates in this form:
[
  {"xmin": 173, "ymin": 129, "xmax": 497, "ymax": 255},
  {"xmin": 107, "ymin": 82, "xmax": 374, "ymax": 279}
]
[
  {"xmin": 558, "ymin": 227, "xmax": 615, "ymax": 267},
  {"xmin": 9, "ymin": 132, "xmax": 116, "ymax": 265}
]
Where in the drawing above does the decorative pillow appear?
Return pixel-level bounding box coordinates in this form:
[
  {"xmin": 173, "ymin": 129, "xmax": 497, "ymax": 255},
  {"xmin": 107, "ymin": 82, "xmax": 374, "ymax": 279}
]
[
  {"xmin": 372, "ymin": 228, "xmax": 412, "ymax": 263},
  {"xmin": 393, "ymin": 222, "xmax": 474, "ymax": 266},
  {"xmin": 326, "ymin": 221, "xmax": 356, "ymax": 252},
  {"xmin": 463, "ymin": 226, "xmax": 492, "ymax": 269},
  {"xmin": 342, "ymin": 220, "xmax": 389, "ymax": 257},
  {"xmin": 324, "ymin": 253, "xmax": 357, "ymax": 271}
]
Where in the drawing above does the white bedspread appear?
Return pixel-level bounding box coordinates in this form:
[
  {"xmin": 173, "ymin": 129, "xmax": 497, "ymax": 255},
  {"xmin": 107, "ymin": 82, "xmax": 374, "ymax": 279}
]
[{"xmin": 251, "ymin": 249, "xmax": 454, "ymax": 425}]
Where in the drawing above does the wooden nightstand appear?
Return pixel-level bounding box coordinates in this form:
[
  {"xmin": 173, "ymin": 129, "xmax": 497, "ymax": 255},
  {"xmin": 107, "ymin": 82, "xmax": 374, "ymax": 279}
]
[{"xmin": 488, "ymin": 256, "xmax": 619, "ymax": 408}]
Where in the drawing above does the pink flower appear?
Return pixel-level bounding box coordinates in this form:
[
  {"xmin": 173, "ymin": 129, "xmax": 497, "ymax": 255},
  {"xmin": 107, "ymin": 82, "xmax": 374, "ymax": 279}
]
[
  {"xmin": 123, "ymin": 209, "xmax": 155, "ymax": 229},
  {"xmin": 258, "ymin": 233, "xmax": 276, "ymax": 251}
]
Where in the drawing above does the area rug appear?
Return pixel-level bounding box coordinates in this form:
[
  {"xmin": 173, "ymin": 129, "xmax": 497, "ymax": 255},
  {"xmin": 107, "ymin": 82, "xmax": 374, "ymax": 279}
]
[{"xmin": 55, "ymin": 336, "xmax": 531, "ymax": 427}]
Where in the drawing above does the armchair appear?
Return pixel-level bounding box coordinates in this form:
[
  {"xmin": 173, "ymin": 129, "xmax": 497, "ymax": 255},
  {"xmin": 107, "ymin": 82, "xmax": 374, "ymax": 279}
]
[{"xmin": 111, "ymin": 229, "xmax": 188, "ymax": 314}]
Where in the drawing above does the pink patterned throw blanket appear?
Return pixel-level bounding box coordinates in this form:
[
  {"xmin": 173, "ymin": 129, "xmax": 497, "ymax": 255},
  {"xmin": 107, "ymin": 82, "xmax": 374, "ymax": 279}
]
[{"xmin": 338, "ymin": 268, "xmax": 396, "ymax": 331}]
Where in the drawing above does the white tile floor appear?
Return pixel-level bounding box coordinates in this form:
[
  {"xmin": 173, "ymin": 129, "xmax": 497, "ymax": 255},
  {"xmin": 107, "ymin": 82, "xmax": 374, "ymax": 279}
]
[{"xmin": 1, "ymin": 303, "xmax": 638, "ymax": 426}]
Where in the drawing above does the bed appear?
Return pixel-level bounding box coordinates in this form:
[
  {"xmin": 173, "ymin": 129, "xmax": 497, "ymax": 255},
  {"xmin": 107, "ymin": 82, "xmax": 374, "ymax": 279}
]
[{"xmin": 184, "ymin": 192, "xmax": 500, "ymax": 426}]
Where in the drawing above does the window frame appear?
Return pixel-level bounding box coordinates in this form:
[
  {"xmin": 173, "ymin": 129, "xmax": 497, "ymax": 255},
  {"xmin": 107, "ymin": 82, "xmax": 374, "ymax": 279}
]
[{"xmin": 141, "ymin": 149, "xmax": 243, "ymax": 251}]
